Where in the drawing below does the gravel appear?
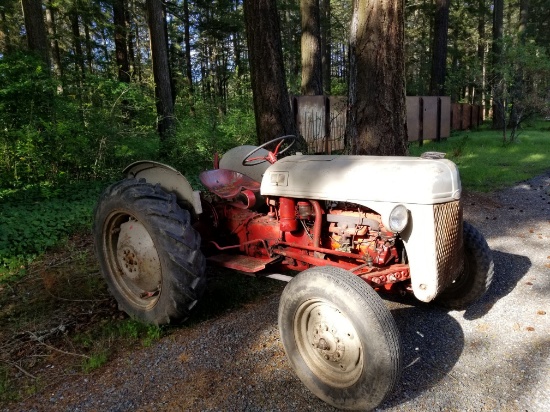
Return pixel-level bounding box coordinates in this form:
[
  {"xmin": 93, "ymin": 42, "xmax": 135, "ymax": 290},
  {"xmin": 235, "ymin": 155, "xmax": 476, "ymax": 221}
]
[{"xmin": 5, "ymin": 171, "xmax": 550, "ymax": 412}]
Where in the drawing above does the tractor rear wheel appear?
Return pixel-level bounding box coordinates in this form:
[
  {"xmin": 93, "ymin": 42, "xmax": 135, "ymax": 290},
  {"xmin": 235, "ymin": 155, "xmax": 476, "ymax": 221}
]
[
  {"xmin": 278, "ymin": 266, "xmax": 401, "ymax": 411},
  {"xmin": 93, "ymin": 178, "xmax": 206, "ymax": 325}
]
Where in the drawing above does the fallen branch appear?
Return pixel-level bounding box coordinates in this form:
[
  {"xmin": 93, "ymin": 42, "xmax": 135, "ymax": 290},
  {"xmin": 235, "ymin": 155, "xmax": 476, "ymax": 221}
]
[{"xmin": 0, "ymin": 359, "xmax": 37, "ymax": 380}]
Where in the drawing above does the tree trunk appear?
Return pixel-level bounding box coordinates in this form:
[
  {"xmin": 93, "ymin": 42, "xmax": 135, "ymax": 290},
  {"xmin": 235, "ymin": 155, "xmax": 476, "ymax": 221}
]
[
  {"xmin": 508, "ymin": 0, "xmax": 529, "ymax": 134},
  {"xmin": 476, "ymin": 0, "xmax": 486, "ymax": 112},
  {"xmin": 45, "ymin": 1, "xmax": 62, "ymax": 79},
  {"xmin": 70, "ymin": 9, "xmax": 85, "ymax": 81},
  {"xmin": 300, "ymin": 0, "xmax": 323, "ymax": 95},
  {"xmin": 146, "ymin": 0, "xmax": 175, "ymax": 151},
  {"xmin": 243, "ymin": 0, "xmax": 296, "ymax": 144},
  {"xmin": 346, "ymin": 0, "xmax": 407, "ymax": 156},
  {"xmin": 492, "ymin": 0, "xmax": 505, "ymax": 129},
  {"xmin": 21, "ymin": 0, "xmax": 50, "ymax": 66},
  {"xmin": 429, "ymin": 0, "xmax": 450, "ymax": 96},
  {"xmin": 113, "ymin": 0, "xmax": 130, "ymax": 83},
  {"xmin": 0, "ymin": 10, "xmax": 8, "ymax": 55},
  {"xmin": 183, "ymin": 0, "xmax": 194, "ymax": 95},
  {"xmin": 321, "ymin": 0, "xmax": 331, "ymax": 95},
  {"xmin": 84, "ymin": 21, "xmax": 93, "ymax": 74}
]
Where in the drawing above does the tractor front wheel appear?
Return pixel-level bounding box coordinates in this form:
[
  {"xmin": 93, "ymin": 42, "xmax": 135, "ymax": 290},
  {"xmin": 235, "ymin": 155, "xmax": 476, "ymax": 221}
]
[
  {"xmin": 93, "ymin": 179, "xmax": 206, "ymax": 325},
  {"xmin": 278, "ymin": 266, "xmax": 402, "ymax": 411}
]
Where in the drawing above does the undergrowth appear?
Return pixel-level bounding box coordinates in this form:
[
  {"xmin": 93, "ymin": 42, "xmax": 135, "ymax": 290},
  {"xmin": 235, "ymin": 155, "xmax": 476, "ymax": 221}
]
[{"xmin": 0, "ymin": 181, "xmax": 108, "ymax": 279}]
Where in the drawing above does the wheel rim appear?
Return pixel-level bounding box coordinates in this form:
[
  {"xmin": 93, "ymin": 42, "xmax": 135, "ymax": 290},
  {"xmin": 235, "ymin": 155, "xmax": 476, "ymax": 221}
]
[
  {"xmin": 294, "ymin": 299, "xmax": 364, "ymax": 388},
  {"xmin": 104, "ymin": 212, "xmax": 162, "ymax": 309}
]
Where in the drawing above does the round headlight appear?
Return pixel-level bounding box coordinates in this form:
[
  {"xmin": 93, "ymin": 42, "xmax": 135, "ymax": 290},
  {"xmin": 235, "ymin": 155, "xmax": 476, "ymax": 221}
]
[{"xmin": 389, "ymin": 204, "xmax": 409, "ymax": 233}]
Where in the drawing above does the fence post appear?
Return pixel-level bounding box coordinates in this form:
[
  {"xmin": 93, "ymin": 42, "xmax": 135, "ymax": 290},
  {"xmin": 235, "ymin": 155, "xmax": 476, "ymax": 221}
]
[
  {"xmin": 292, "ymin": 97, "xmax": 299, "ymax": 139},
  {"xmin": 324, "ymin": 96, "xmax": 331, "ymax": 154},
  {"xmin": 436, "ymin": 97, "xmax": 442, "ymax": 142},
  {"xmin": 419, "ymin": 97, "xmax": 424, "ymax": 146}
]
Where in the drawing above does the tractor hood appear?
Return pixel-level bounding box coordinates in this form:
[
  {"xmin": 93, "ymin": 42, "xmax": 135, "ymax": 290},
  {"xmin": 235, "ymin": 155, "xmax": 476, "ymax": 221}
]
[{"xmin": 260, "ymin": 154, "xmax": 461, "ymax": 205}]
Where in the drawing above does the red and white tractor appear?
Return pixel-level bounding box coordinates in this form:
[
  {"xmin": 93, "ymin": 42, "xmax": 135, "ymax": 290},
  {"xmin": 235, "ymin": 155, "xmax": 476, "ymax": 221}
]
[{"xmin": 93, "ymin": 135, "xmax": 493, "ymax": 411}]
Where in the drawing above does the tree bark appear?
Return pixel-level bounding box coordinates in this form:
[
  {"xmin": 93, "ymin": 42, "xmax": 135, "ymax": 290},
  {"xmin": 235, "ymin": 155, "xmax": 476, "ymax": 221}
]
[
  {"xmin": 508, "ymin": 0, "xmax": 529, "ymax": 132},
  {"xmin": 146, "ymin": 0, "xmax": 175, "ymax": 149},
  {"xmin": 492, "ymin": 0, "xmax": 505, "ymax": 129},
  {"xmin": 346, "ymin": 0, "xmax": 407, "ymax": 156},
  {"xmin": 429, "ymin": 0, "xmax": 450, "ymax": 96},
  {"xmin": 113, "ymin": 0, "xmax": 130, "ymax": 83},
  {"xmin": 300, "ymin": 0, "xmax": 323, "ymax": 95},
  {"xmin": 321, "ymin": 0, "xmax": 331, "ymax": 95},
  {"xmin": 243, "ymin": 0, "xmax": 296, "ymax": 144},
  {"xmin": 475, "ymin": 0, "xmax": 486, "ymax": 111},
  {"xmin": 183, "ymin": 0, "xmax": 194, "ymax": 93},
  {"xmin": 1, "ymin": 9, "xmax": 12, "ymax": 55},
  {"xmin": 21, "ymin": 0, "xmax": 50, "ymax": 66},
  {"xmin": 70, "ymin": 8, "xmax": 85, "ymax": 80},
  {"xmin": 84, "ymin": 21, "xmax": 93, "ymax": 74},
  {"xmin": 45, "ymin": 0, "xmax": 62, "ymax": 79}
]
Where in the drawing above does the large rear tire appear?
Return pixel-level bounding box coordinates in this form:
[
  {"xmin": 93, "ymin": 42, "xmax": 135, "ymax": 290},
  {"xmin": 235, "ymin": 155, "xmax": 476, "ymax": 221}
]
[
  {"xmin": 435, "ymin": 221, "xmax": 494, "ymax": 309},
  {"xmin": 93, "ymin": 178, "xmax": 206, "ymax": 325},
  {"xmin": 278, "ymin": 266, "xmax": 401, "ymax": 411}
]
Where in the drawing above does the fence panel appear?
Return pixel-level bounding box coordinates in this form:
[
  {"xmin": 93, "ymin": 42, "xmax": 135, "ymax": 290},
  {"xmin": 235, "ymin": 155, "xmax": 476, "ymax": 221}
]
[
  {"xmin": 406, "ymin": 96, "xmax": 421, "ymax": 141},
  {"xmin": 421, "ymin": 96, "xmax": 439, "ymax": 140}
]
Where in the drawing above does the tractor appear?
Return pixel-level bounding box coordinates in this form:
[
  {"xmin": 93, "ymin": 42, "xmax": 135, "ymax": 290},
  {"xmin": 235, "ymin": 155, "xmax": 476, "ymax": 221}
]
[{"xmin": 93, "ymin": 135, "xmax": 494, "ymax": 411}]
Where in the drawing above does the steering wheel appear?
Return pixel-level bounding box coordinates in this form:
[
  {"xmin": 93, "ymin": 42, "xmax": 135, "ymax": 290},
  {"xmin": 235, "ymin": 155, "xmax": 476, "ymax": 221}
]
[{"xmin": 241, "ymin": 135, "xmax": 297, "ymax": 166}]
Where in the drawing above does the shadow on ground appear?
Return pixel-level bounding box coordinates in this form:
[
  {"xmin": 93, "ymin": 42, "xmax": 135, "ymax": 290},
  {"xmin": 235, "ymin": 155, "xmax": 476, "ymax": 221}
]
[
  {"xmin": 463, "ymin": 250, "xmax": 531, "ymax": 320},
  {"xmin": 381, "ymin": 305, "xmax": 464, "ymax": 409}
]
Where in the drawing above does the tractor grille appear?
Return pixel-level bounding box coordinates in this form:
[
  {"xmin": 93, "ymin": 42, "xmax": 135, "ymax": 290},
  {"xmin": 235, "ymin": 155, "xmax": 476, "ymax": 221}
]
[{"xmin": 433, "ymin": 201, "xmax": 463, "ymax": 293}]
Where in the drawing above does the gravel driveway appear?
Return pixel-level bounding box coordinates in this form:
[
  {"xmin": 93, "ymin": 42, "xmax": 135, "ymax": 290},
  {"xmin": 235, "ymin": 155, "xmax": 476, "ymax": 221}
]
[{"xmin": 7, "ymin": 171, "xmax": 550, "ymax": 412}]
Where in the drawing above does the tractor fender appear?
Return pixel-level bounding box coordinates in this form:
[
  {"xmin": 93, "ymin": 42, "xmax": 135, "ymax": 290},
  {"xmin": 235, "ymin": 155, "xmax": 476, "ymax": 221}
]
[{"xmin": 123, "ymin": 161, "xmax": 202, "ymax": 215}]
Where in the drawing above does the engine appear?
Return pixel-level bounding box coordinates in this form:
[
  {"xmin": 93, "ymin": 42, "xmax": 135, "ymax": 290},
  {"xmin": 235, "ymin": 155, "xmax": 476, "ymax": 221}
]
[{"xmin": 204, "ymin": 196, "xmax": 409, "ymax": 287}]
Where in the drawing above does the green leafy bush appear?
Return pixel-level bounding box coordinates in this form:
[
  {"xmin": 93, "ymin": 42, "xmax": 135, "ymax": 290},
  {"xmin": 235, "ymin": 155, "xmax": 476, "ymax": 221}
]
[
  {"xmin": 0, "ymin": 53, "xmax": 159, "ymax": 188},
  {"xmin": 0, "ymin": 181, "xmax": 107, "ymax": 277}
]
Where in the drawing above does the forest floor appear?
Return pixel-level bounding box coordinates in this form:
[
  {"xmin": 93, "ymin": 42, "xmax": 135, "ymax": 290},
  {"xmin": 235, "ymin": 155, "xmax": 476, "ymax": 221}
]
[{"xmin": 1, "ymin": 171, "xmax": 549, "ymax": 412}]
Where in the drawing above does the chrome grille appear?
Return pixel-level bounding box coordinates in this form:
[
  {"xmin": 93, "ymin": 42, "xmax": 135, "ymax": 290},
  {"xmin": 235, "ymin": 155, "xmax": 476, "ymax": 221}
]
[{"xmin": 433, "ymin": 201, "xmax": 463, "ymax": 293}]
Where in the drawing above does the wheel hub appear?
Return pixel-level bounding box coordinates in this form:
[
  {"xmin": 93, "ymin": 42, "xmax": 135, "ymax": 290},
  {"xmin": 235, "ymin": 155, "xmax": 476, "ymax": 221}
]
[
  {"xmin": 313, "ymin": 322, "xmax": 346, "ymax": 363},
  {"xmin": 295, "ymin": 300, "xmax": 363, "ymax": 388},
  {"xmin": 116, "ymin": 220, "xmax": 162, "ymax": 293}
]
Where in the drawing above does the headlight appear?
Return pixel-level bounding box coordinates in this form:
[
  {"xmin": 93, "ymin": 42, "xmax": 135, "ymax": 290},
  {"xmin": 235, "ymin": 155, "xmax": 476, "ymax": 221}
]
[{"xmin": 389, "ymin": 204, "xmax": 409, "ymax": 232}]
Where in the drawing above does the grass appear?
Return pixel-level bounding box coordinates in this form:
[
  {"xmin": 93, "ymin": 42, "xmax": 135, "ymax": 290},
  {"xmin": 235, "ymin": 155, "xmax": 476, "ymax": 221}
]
[{"xmin": 408, "ymin": 121, "xmax": 550, "ymax": 192}]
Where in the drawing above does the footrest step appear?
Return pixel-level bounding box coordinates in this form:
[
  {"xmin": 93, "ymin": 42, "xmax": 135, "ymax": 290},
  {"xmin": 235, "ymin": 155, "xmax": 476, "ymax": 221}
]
[{"xmin": 207, "ymin": 254, "xmax": 278, "ymax": 273}]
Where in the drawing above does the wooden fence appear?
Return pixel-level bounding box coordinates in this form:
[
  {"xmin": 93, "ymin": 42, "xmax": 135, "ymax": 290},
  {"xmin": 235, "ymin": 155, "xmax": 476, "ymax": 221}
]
[{"xmin": 292, "ymin": 96, "xmax": 482, "ymax": 153}]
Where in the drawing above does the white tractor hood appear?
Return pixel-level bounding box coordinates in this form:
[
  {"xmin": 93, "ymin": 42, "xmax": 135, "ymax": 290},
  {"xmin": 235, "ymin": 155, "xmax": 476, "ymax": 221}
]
[{"xmin": 260, "ymin": 154, "xmax": 462, "ymax": 205}]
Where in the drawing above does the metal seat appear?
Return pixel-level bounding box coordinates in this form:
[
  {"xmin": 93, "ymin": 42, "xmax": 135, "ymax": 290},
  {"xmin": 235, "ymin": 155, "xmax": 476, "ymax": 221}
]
[{"xmin": 199, "ymin": 169, "xmax": 260, "ymax": 199}]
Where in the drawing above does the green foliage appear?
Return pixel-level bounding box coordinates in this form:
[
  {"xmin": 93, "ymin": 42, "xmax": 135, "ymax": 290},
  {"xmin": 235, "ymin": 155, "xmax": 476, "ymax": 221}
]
[
  {"xmin": 165, "ymin": 99, "xmax": 256, "ymax": 187},
  {"xmin": 75, "ymin": 319, "xmax": 165, "ymax": 373},
  {"xmin": 0, "ymin": 365, "xmax": 17, "ymax": 403},
  {"xmin": 490, "ymin": 37, "xmax": 550, "ymax": 141},
  {"xmin": 0, "ymin": 53, "xmax": 158, "ymax": 188},
  {"xmin": 82, "ymin": 352, "xmax": 109, "ymax": 373},
  {"xmin": 0, "ymin": 181, "xmax": 107, "ymax": 277},
  {"xmin": 409, "ymin": 124, "xmax": 550, "ymax": 192}
]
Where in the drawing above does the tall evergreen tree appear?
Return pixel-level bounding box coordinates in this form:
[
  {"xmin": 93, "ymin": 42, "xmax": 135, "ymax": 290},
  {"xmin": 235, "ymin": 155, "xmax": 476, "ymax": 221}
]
[
  {"xmin": 492, "ymin": 0, "xmax": 505, "ymax": 128},
  {"xmin": 21, "ymin": 0, "xmax": 50, "ymax": 66},
  {"xmin": 347, "ymin": 0, "xmax": 407, "ymax": 156},
  {"xmin": 146, "ymin": 0, "xmax": 175, "ymax": 150},
  {"xmin": 243, "ymin": 0, "xmax": 296, "ymax": 144},
  {"xmin": 300, "ymin": 0, "xmax": 323, "ymax": 95},
  {"xmin": 430, "ymin": 0, "xmax": 450, "ymax": 95},
  {"xmin": 113, "ymin": 0, "xmax": 130, "ymax": 83}
]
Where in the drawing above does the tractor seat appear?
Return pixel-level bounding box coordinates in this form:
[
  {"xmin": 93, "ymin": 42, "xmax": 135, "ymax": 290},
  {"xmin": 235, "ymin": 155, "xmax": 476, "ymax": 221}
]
[{"xmin": 199, "ymin": 169, "xmax": 260, "ymax": 199}]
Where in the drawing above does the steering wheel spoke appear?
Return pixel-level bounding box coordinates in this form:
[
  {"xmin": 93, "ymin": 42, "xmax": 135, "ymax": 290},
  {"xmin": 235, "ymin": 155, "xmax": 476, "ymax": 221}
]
[{"xmin": 242, "ymin": 135, "xmax": 296, "ymax": 166}]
